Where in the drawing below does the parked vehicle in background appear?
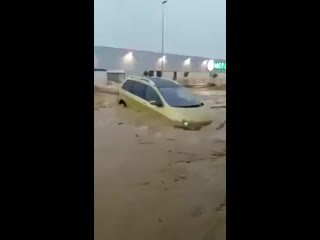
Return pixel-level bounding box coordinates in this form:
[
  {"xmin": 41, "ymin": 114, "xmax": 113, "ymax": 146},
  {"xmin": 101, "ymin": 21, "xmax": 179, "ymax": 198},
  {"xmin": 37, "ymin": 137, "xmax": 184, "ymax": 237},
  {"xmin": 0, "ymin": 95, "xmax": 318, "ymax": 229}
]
[{"xmin": 117, "ymin": 76, "xmax": 213, "ymax": 130}]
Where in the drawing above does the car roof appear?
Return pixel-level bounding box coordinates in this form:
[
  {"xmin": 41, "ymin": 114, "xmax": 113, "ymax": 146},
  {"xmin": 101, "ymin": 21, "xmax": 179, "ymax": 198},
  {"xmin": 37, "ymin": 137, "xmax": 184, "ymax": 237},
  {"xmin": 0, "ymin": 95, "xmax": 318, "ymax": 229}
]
[
  {"xmin": 125, "ymin": 76, "xmax": 180, "ymax": 88},
  {"xmin": 148, "ymin": 77, "xmax": 179, "ymax": 88}
]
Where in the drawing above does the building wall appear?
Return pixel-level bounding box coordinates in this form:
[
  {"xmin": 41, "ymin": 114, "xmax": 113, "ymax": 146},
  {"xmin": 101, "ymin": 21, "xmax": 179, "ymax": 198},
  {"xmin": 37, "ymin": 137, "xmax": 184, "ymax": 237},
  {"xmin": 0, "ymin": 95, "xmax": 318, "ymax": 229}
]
[
  {"xmin": 94, "ymin": 46, "xmax": 226, "ymax": 85},
  {"xmin": 163, "ymin": 71, "xmax": 226, "ymax": 85}
]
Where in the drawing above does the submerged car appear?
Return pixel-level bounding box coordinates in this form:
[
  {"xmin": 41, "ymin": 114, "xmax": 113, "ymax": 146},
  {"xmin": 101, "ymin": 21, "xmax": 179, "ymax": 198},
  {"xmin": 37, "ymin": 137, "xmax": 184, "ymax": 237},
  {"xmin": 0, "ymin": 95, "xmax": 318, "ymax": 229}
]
[{"xmin": 117, "ymin": 75, "xmax": 213, "ymax": 130}]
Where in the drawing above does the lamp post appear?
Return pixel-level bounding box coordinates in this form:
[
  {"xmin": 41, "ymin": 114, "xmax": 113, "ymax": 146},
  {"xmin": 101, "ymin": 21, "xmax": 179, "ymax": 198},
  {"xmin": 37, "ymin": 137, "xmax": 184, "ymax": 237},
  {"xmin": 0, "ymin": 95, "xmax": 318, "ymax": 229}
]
[{"xmin": 161, "ymin": 0, "xmax": 168, "ymax": 76}]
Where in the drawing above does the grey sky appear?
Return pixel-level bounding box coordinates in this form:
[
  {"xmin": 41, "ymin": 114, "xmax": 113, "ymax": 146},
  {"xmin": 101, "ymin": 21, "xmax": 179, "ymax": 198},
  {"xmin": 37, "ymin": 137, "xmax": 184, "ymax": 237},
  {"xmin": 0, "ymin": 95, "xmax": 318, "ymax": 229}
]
[{"xmin": 94, "ymin": 0, "xmax": 226, "ymax": 59}]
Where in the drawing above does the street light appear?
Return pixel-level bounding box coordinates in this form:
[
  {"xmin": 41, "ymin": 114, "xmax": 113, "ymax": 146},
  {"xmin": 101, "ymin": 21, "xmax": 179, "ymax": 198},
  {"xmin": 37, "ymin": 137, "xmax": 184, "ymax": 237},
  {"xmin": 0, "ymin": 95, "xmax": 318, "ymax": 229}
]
[
  {"xmin": 161, "ymin": 0, "xmax": 168, "ymax": 76},
  {"xmin": 159, "ymin": 55, "xmax": 166, "ymax": 64},
  {"xmin": 202, "ymin": 60, "xmax": 208, "ymax": 66},
  {"xmin": 184, "ymin": 58, "xmax": 191, "ymax": 65},
  {"xmin": 207, "ymin": 60, "xmax": 214, "ymax": 71},
  {"xmin": 123, "ymin": 51, "xmax": 133, "ymax": 62}
]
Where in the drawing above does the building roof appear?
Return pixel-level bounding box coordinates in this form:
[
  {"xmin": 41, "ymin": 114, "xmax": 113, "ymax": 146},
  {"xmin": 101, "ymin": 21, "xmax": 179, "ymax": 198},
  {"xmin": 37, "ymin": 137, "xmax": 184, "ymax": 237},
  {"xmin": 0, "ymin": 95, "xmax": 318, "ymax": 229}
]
[{"xmin": 95, "ymin": 46, "xmax": 226, "ymax": 62}]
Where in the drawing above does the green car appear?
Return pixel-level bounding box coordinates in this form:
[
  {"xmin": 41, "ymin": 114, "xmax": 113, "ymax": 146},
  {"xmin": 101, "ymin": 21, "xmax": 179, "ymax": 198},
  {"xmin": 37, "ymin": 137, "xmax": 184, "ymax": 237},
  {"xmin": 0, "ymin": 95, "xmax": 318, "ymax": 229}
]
[{"xmin": 117, "ymin": 75, "xmax": 213, "ymax": 130}]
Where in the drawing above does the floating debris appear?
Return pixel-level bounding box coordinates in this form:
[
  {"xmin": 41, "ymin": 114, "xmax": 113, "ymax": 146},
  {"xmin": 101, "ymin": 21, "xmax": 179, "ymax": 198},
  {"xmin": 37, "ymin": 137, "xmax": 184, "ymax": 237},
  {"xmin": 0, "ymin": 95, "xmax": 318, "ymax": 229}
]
[
  {"xmin": 176, "ymin": 151, "xmax": 195, "ymax": 156},
  {"xmin": 216, "ymin": 120, "xmax": 226, "ymax": 130},
  {"xmin": 216, "ymin": 201, "xmax": 226, "ymax": 211},
  {"xmin": 139, "ymin": 181, "xmax": 150, "ymax": 186},
  {"xmin": 211, "ymin": 106, "xmax": 226, "ymax": 109},
  {"xmin": 139, "ymin": 142, "xmax": 154, "ymax": 144},
  {"xmin": 211, "ymin": 151, "xmax": 226, "ymax": 157}
]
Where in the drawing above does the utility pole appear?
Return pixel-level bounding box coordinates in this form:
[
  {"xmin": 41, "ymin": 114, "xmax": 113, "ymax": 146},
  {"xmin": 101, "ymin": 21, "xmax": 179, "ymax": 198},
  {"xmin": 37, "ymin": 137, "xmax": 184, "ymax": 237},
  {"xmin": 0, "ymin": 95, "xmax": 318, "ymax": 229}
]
[{"xmin": 161, "ymin": 0, "xmax": 168, "ymax": 76}]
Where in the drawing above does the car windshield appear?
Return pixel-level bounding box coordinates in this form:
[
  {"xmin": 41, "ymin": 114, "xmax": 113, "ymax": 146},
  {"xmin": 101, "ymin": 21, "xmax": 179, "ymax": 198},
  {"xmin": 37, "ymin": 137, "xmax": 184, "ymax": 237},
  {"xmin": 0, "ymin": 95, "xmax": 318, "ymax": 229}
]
[{"xmin": 158, "ymin": 86, "xmax": 202, "ymax": 107}]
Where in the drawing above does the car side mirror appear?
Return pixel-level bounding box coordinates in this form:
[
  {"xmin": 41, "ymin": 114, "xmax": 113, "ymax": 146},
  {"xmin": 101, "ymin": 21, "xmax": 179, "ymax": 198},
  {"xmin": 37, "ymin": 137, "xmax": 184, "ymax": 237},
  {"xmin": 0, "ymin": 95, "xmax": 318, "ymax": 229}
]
[{"xmin": 149, "ymin": 100, "xmax": 163, "ymax": 107}]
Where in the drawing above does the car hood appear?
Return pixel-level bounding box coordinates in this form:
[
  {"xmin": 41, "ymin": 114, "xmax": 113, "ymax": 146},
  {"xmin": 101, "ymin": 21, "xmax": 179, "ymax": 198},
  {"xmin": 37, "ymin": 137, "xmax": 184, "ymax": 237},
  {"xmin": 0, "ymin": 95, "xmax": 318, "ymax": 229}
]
[{"xmin": 169, "ymin": 105, "xmax": 213, "ymax": 123}]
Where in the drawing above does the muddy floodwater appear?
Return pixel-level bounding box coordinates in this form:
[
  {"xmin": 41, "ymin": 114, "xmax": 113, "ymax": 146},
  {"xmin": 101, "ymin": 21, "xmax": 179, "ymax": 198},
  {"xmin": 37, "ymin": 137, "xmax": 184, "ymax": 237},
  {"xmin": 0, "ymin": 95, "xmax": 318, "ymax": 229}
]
[{"xmin": 94, "ymin": 89, "xmax": 226, "ymax": 240}]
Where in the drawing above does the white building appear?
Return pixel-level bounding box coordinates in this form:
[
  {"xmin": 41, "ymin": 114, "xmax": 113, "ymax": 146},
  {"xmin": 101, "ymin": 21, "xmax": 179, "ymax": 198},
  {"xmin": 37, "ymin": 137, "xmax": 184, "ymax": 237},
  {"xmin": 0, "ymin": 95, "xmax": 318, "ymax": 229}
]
[{"xmin": 94, "ymin": 46, "xmax": 226, "ymax": 85}]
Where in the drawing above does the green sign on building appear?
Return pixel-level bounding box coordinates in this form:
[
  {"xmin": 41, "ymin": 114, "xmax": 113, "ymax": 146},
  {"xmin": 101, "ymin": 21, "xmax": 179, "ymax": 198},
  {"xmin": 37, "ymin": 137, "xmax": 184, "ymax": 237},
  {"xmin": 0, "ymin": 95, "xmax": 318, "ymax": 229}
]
[{"xmin": 214, "ymin": 62, "xmax": 226, "ymax": 70}]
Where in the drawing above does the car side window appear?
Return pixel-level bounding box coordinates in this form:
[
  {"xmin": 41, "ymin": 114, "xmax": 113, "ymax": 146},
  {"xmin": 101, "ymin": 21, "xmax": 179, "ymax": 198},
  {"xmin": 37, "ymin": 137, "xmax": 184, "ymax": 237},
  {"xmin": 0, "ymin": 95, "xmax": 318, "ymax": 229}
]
[
  {"xmin": 131, "ymin": 82, "xmax": 147, "ymax": 99},
  {"xmin": 122, "ymin": 80, "xmax": 134, "ymax": 91},
  {"xmin": 145, "ymin": 86, "xmax": 162, "ymax": 104}
]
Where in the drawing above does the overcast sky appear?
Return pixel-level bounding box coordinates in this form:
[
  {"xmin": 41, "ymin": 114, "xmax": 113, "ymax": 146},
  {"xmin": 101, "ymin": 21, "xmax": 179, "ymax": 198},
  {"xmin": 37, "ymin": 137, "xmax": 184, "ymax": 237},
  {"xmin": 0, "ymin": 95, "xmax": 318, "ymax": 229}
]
[{"xmin": 94, "ymin": 0, "xmax": 226, "ymax": 59}]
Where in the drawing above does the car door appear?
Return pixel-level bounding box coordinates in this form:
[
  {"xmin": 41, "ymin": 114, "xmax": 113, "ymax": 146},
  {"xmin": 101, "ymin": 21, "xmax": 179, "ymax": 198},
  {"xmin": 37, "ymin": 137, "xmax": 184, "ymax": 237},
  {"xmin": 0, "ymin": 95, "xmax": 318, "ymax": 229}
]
[
  {"xmin": 129, "ymin": 81, "xmax": 148, "ymax": 112},
  {"xmin": 144, "ymin": 85, "xmax": 167, "ymax": 120},
  {"xmin": 120, "ymin": 80, "xmax": 135, "ymax": 107}
]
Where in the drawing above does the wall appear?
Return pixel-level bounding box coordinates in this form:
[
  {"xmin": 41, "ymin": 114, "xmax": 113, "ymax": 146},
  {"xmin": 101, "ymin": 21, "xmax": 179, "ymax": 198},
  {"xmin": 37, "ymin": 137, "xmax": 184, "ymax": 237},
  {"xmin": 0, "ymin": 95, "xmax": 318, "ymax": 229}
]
[
  {"xmin": 94, "ymin": 46, "xmax": 226, "ymax": 76},
  {"xmin": 163, "ymin": 71, "xmax": 226, "ymax": 86}
]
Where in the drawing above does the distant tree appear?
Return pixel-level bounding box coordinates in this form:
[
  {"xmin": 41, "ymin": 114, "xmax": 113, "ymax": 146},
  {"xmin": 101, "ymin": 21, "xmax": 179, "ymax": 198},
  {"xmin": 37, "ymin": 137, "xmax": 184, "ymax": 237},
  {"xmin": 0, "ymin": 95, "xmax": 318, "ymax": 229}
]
[
  {"xmin": 211, "ymin": 72, "xmax": 218, "ymax": 79},
  {"xmin": 143, "ymin": 71, "xmax": 149, "ymax": 77},
  {"xmin": 208, "ymin": 72, "xmax": 218, "ymax": 86},
  {"xmin": 212, "ymin": 72, "xmax": 218, "ymax": 79},
  {"xmin": 173, "ymin": 72, "xmax": 177, "ymax": 80},
  {"xmin": 211, "ymin": 72, "xmax": 218, "ymax": 83},
  {"xmin": 183, "ymin": 72, "xmax": 189, "ymax": 85}
]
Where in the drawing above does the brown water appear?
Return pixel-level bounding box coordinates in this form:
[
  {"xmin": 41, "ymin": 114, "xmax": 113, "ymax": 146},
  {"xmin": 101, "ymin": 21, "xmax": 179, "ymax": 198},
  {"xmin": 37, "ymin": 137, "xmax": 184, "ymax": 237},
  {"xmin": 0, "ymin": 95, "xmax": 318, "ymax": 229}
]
[{"xmin": 94, "ymin": 90, "xmax": 226, "ymax": 240}]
